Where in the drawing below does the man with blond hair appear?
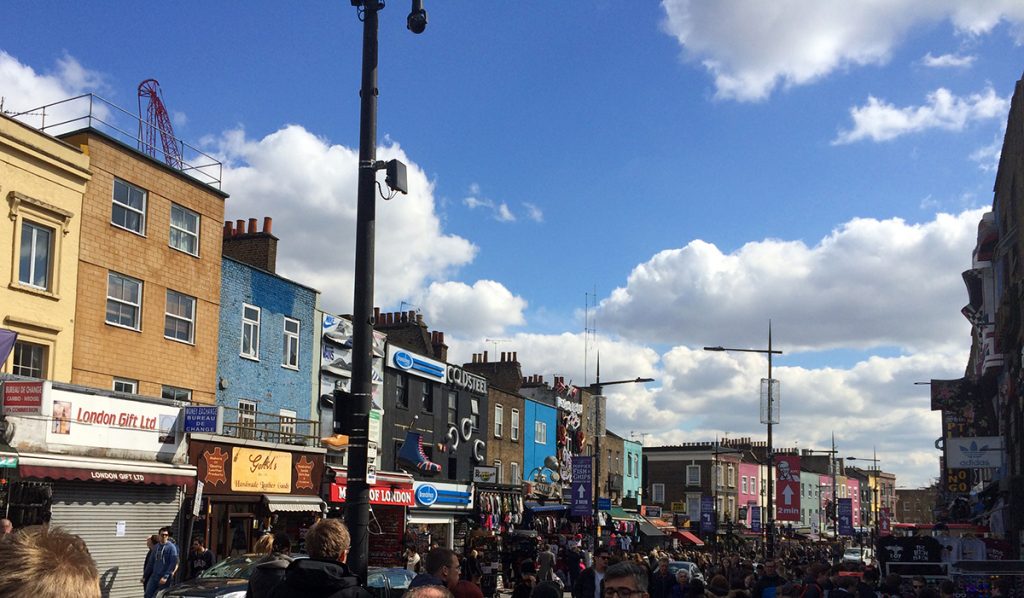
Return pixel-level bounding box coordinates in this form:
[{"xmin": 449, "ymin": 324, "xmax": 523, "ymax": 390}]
[
  {"xmin": 269, "ymin": 518, "xmax": 371, "ymax": 598},
  {"xmin": 0, "ymin": 525, "xmax": 101, "ymax": 597}
]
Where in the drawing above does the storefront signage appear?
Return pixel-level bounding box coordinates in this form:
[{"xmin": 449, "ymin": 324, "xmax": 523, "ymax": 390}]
[
  {"xmin": 184, "ymin": 406, "xmax": 221, "ymax": 434},
  {"xmin": 190, "ymin": 439, "xmax": 324, "ymax": 497},
  {"xmin": 90, "ymin": 470, "xmax": 147, "ymax": 483},
  {"xmin": 945, "ymin": 436, "xmax": 1004, "ymax": 469},
  {"xmin": 446, "ymin": 365, "xmax": 487, "ymax": 394},
  {"xmin": 415, "ymin": 483, "xmax": 439, "ymax": 506},
  {"xmin": 231, "ymin": 447, "xmax": 292, "ymax": 493},
  {"xmin": 556, "ymin": 396, "xmax": 583, "ymax": 415},
  {"xmin": 387, "ymin": 346, "xmax": 445, "ymax": 382},
  {"xmin": 331, "ymin": 483, "xmax": 415, "ymax": 506},
  {"xmin": 2, "ymin": 380, "xmax": 43, "ymax": 414},
  {"xmin": 643, "ymin": 505, "xmax": 663, "ymax": 517},
  {"xmin": 472, "ymin": 466, "xmax": 498, "ymax": 483},
  {"xmin": 671, "ymin": 501, "xmax": 687, "ymax": 513},
  {"xmin": 42, "ymin": 385, "xmax": 181, "ymax": 452}
]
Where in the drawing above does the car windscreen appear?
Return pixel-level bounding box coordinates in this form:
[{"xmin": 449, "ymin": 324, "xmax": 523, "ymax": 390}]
[{"xmin": 200, "ymin": 555, "xmax": 260, "ymax": 579}]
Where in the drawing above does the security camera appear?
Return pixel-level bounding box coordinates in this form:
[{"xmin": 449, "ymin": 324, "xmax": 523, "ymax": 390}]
[{"xmin": 407, "ymin": 0, "xmax": 427, "ymax": 34}]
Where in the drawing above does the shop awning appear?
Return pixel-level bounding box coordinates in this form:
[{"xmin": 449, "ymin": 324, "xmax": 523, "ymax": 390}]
[
  {"xmin": 18, "ymin": 452, "xmax": 196, "ymax": 486},
  {"xmin": 525, "ymin": 501, "xmax": 567, "ymax": 512},
  {"xmin": 673, "ymin": 530, "xmax": 705, "ymax": 546},
  {"xmin": 263, "ymin": 494, "xmax": 326, "ymax": 513},
  {"xmin": 0, "ymin": 448, "xmax": 18, "ymax": 469},
  {"xmin": 604, "ymin": 507, "xmax": 639, "ymax": 521},
  {"xmin": 638, "ymin": 517, "xmax": 666, "ymax": 537}
]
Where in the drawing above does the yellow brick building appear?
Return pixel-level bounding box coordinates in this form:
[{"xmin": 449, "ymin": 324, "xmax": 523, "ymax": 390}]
[
  {"xmin": 61, "ymin": 129, "xmax": 227, "ymax": 404},
  {"xmin": 0, "ymin": 114, "xmax": 91, "ymax": 381}
]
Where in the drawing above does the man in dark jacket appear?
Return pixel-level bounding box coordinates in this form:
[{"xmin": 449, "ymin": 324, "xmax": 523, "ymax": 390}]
[
  {"xmin": 573, "ymin": 547, "xmax": 610, "ymax": 598},
  {"xmin": 752, "ymin": 561, "xmax": 785, "ymax": 598},
  {"xmin": 247, "ymin": 533, "xmax": 294, "ymax": 598},
  {"xmin": 268, "ymin": 519, "xmax": 370, "ymax": 598},
  {"xmin": 649, "ymin": 558, "xmax": 677, "ymax": 598},
  {"xmin": 409, "ymin": 548, "xmax": 461, "ymax": 591}
]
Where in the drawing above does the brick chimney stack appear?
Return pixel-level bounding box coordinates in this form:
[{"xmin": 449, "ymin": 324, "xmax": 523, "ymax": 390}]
[{"xmin": 223, "ymin": 216, "xmax": 279, "ymax": 273}]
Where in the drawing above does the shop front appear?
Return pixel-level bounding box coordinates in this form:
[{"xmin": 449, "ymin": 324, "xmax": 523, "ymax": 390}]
[
  {"xmin": 326, "ymin": 469, "xmax": 414, "ymax": 567},
  {"xmin": 1, "ymin": 379, "xmax": 195, "ymax": 598},
  {"xmin": 188, "ymin": 435, "xmax": 325, "ymax": 557},
  {"xmin": 408, "ymin": 480, "xmax": 474, "ymax": 553}
]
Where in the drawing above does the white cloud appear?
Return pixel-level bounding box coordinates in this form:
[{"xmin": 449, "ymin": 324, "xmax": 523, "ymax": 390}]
[
  {"xmin": 419, "ymin": 280, "xmax": 528, "ymax": 337},
  {"xmin": 523, "ymin": 202, "xmax": 544, "ymax": 223},
  {"xmin": 921, "ymin": 52, "xmax": 976, "ymax": 68},
  {"xmin": 463, "ymin": 185, "xmax": 517, "ymax": 222},
  {"xmin": 971, "ymin": 125, "xmax": 1007, "ymax": 172},
  {"xmin": 0, "ymin": 51, "xmax": 110, "ymax": 131},
  {"xmin": 659, "ymin": 1, "xmax": 1024, "ymax": 101},
  {"xmin": 833, "ymin": 87, "xmax": 1009, "ymax": 144},
  {"xmin": 598, "ymin": 209, "xmax": 985, "ymax": 354},
  {"xmin": 216, "ymin": 125, "xmax": 477, "ymax": 313}
]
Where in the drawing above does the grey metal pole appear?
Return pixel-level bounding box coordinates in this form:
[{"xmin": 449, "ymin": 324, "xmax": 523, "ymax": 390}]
[
  {"xmin": 766, "ymin": 324, "xmax": 774, "ymax": 559},
  {"xmin": 341, "ymin": 0, "xmax": 381, "ymax": 582}
]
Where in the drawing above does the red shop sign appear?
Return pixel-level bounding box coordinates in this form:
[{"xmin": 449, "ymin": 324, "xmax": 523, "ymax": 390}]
[
  {"xmin": 330, "ymin": 483, "xmax": 414, "ymax": 506},
  {"xmin": 2, "ymin": 380, "xmax": 43, "ymax": 415}
]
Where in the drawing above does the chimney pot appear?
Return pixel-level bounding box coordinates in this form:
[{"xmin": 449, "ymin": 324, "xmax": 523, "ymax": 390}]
[
  {"xmin": 223, "ymin": 221, "xmax": 232, "ymax": 238},
  {"xmin": 439, "ymin": 332, "xmax": 444, "ymax": 343},
  {"xmin": 235, "ymin": 219, "xmax": 245, "ymax": 235},
  {"xmin": 513, "ymin": 351, "xmax": 517, "ymax": 362},
  {"xmin": 500, "ymin": 352, "xmax": 506, "ymax": 362},
  {"xmin": 263, "ymin": 216, "xmax": 273, "ymax": 235},
  {"xmin": 483, "ymin": 351, "xmax": 488, "ymax": 363},
  {"xmin": 374, "ymin": 307, "xmax": 381, "ymax": 323},
  {"xmin": 247, "ymin": 218, "xmax": 257, "ymax": 234}
]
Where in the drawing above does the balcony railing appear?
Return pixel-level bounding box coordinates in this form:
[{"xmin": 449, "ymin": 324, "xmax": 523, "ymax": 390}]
[
  {"xmin": 10, "ymin": 93, "xmax": 222, "ymax": 189},
  {"xmin": 220, "ymin": 405, "xmax": 319, "ymax": 447}
]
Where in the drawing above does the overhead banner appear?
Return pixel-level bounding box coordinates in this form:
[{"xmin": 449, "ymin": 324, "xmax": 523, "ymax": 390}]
[
  {"xmin": 751, "ymin": 506, "xmax": 761, "ymax": 532},
  {"xmin": 838, "ymin": 498, "xmax": 854, "ymax": 536},
  {"xmin": 700, "ymin": 495, "xmax": 715, "ymax": 534},
  {"xmin": 570, "ymin": 456, "xmax": 593, "ymax": 517},
  {"xmin": 774, "ymin": 454, "xmax": 801, "ymax": 521}
]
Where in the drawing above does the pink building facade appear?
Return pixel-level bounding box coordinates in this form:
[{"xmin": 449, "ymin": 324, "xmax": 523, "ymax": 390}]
[{"xmin": 738, "ymin": 462, "xmax": 761, "ymax": 526}]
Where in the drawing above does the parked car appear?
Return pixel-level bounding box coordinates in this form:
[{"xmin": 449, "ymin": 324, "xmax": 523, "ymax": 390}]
[
  {"xmin": 158, "ymin": 555, "xmax": 414, "ymax": 598},
  {"xmin": 841, "ymin": 547, "xmax": 873, "ymax": 565},
  {"xmin": 667, "ymin": 561, "xmax": 705, "ymax": 583}
]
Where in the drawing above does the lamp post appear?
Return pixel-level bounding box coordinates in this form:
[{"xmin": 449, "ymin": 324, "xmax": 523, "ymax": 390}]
[
  {"xmin": 586, "ymin": 360, "xmax": 653, "ymax": 551},
  {"xmin": 804, "ymin": 438, "xmax": 839, "ymax": 539},
  {"xmin": 340, "ymin": 0, "xmax": 427, "ymax": 582},
  {"xmin": 846, "ymin": 453, "xmax": 881, "ymax": 539},
  {"xmin": 704, "ymin": 322, "xmax": 782, "ymax": 559}
]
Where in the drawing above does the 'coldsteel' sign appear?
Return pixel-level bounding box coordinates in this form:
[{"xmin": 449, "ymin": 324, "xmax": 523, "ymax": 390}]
[{"xmin": 446, "ymin": 365, "xmax": 487, "ymax": 395}]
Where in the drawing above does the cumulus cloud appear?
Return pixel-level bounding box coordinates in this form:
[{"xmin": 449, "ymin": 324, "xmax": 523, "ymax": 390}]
[
  {"xmin": 833, "ymin": 87, "xmax": 1008, "ymax": 144},
  {"xmin": 523, "ymin": 202, "xmax": 544, "ymax": 223},
  {"xmin": 419, "ymin": 280, "xmax": 528, "ymax": 337},
  {"xmin": 659, "ymin": 1, "xmax": 1024, "ymax": 101},
  {"xmin": 921, "ymin": 52, "xmax": 976, "ymax": 68},
  {"xmin": 598, "ymin": 209, "xmax": 985, "ymax": 354},
  {"xmin": 971, "ymin": 127, "xmax": 1007, "ymax": 172},
  {"xmin": 0, "ymin": 51, "xmax": 110, "ymax": 132},
  {"xmin": 215, "ymin": 125, "xmax": 477, "ymax": 313}
]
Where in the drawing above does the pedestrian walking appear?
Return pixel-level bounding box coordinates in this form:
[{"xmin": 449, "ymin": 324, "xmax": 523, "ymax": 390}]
[
  {"xmin": 189, "ymin": 538, "xmax": 215, "ymax": 579},
  {"xmin": 247, "ymin": 532, "xmax": 294, "ymax": 598},
  {"xmin": 573, "ymin": 546, "xmax": 610, "ymax": 598},
  {"xmin": 268, "ymin": 518, "xmax": 370, "ymax": 598},
  {"xmin": 145, "ymin": 527, "xmax": 180, "ymax": 598},
  {"xmin": 141, "ymin": 534, "xmax": 159, "ymax": 590}
]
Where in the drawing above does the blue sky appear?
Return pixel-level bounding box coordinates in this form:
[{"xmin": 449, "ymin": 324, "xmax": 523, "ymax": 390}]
[{"xmin": 5, "ymin": 1, "xmax": 1024, "ymax": 486}]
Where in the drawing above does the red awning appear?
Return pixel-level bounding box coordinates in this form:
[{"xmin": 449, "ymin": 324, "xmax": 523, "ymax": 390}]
[
  {"xmin": 673, "ymin": 530, "xmax": 705, "ymax": 546},
  {"xmin": 18, "ymin": 453, "xmax": 197, "ymax": 487}
]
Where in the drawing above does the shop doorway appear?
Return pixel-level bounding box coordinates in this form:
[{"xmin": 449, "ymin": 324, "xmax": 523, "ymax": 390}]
[{"xmin": 208, "ymin": 502, "xmax": 257, "ymax": 558}]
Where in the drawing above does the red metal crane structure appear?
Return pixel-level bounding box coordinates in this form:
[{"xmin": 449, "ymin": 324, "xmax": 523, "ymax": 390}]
[{"xmin": 137, "ymin": 79, "xmax": 183, "ymax": 169}]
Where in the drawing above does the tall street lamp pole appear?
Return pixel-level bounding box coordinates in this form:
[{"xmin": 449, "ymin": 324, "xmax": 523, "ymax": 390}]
[
  {"xmin": 341, "ymin": 0, "xmax": 427, "ymax": 582},
  {"xmin": 847, "ymin": 452, "xmax": 881, "ymax": 539},
  {"xmin": 705, "ymin": 321, "xmax": 782, "ymax": 559},
  {"xmin": 587, "ymin": 358, "xmax": 653, "ymax": 551}
]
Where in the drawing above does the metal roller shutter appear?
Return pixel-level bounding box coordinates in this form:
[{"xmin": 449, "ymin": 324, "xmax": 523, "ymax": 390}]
[{"xmin": 51, "ymin": 481, "xmax": 184, "ymax": 598}]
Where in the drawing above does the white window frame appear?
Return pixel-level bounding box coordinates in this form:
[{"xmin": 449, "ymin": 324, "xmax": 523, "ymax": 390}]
[
  {"xmin": 742, "ymin": 476, "xmax": 748, "ymax": 494},
  {"xmin": 18, "ymin": 220, "xmax": 53, "ymax": 290},
  {"xmin": 651, "ymin": 483, "xmax": 665, "ymax": 503},
  {"xmin": 686, "ymin": 494, "xmax": 702, "ymax": 516},
  {"xmin": 510, "ymin": 408, "xmax": 520, "ymax": 441},
  {"xmin": 470, "ymin": 398, "xmax": 480, "ymax": 431},
  {"xmin": 113, "ymin": 378, "xmax": 138, "ymax": 394},
  {"xmin": 161, "ymin": 385, "xmax": 192, "ymax": 402},
  {"xmin": 751, "ymin": 477, "xmax": 757, "ymax": 496},
  {"xmin": 535, "ymin": 421, "xmax": 547, "ymax": 445},
  {"xmin": 494, "ymin": 460, "xmax": 503, "ymax": 484},
  {"xmin": 282, "ymin": 317, "xmax": 300, "ymax": 369},
  {"xmin": 12, "ymin": 341, "xmax": 47, "ymax": 379},
  {"xmin": 241, "ymin": 303, "xmax": 261, "ymax": 360},
  {"xmin": 728, "ymin": 464, "xmax": 736, "ymax": 487},
  {"xmin": 169, "ymin": 203, "xmax": 200, "ymax": 256},
  {"xmin": 164, "ymin": 289, "xmax": 196, "ymax": 344},
  {"xmin": 279, "ymin": 408, "xmax": 297, "ymax": 442},
  {"xmin": 494, "ymin": 404, "xmax": 504, "ymax": 438},
  {"xmin": 686, "ymin": 464, "xmax": 701, "ymax": 486},
  {"xmin": 238, "ymin": 399, "xmax": 257, "ymax": 439},
  {"xmin": 111, "ymin": 178, "xmax": 147, "ymax": 235},
  {"xmin": 511, "ymin": 462, "xmax": 520, "ymax": 484},
  {"xmin": 106, "ymin": 272, "xmax": 143, "ymax": 331}
]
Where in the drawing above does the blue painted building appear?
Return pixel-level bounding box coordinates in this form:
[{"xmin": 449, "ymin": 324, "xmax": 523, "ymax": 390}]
[
  {"xmin": 623, "ymin": 438, "xmax": 643, "ymax": 502},
  {"xmin": 522, "ymin": 398, "xmax": 558, "ymax": 481},
  {"xmin": 217, "ymin": 250, "xmax": 319, "ymax": 439}
]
